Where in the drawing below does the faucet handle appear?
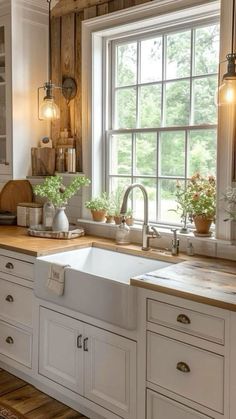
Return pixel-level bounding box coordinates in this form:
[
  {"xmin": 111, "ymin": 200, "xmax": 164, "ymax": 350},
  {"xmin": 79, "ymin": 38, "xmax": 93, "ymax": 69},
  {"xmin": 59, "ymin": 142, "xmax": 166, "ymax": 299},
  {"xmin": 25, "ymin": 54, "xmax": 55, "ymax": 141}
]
[{"xmin": 150, "ymin": 225, "xmax": 161, "ymax": 238}]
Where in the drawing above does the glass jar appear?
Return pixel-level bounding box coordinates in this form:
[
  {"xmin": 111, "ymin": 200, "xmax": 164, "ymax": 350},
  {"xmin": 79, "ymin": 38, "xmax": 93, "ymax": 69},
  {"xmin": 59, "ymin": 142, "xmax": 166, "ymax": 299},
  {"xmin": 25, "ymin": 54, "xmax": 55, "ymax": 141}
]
[
  {"xmin": 56, "ymin": 148, "xmax": 65, "ymax": 172},
  {"xmin": 43, "ymin": 202, "xmax": 55, "ymax": 228},
  {"xmin": 115, "ymin": 217, "xmax": 130, "ymax": 245}
]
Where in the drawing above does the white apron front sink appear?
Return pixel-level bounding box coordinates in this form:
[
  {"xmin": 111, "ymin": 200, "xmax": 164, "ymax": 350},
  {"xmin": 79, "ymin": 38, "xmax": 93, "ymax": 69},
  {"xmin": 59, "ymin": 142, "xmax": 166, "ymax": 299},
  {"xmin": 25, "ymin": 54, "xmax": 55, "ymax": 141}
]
[{"xmin": 34, "ymin": 246, "xmax": 171, "ymax": 330}]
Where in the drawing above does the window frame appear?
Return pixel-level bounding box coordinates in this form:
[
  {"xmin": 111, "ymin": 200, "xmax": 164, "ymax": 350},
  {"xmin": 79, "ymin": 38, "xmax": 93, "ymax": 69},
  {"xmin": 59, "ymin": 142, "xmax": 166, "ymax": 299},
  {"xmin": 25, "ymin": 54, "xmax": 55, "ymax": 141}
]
[
  {"xmin": 105, "ymin": 15, "xmax": 219, "ymax": 225},
  {"xmin": 81, "ymin": 0, "xmax": 234, "ymax": 239}
]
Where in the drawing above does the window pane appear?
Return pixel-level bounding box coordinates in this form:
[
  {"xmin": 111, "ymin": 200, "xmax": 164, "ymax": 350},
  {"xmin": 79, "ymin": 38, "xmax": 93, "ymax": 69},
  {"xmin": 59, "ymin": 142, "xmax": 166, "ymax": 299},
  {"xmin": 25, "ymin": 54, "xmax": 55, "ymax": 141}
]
[
  {"xmin": 164, "ymin": 80, "xmax": 190, "ymax": 126},
  {"xmin": 135, "ymin": 133, "xmax": 157, "ymax": 176},
  {"xmin": 166, "ymin": 31, "xmax": 191, "ymax": 80},
  {"xmin": 133, "ymin": 178, "xmax": 156, "ymax": 221},
  {"xmin": 141, "ymin": 37, "xmax": 162, "ymax": 83},
  {"xmin": 116, "ymin": 42, "xmax": 137, "ymax": 87},
  {"xmin": 115, "ymin": 88, "xmax": 136, "ymax": 129},
  {"xmin": 192, "ymin": 76, "xmax": 217, "ymax": 125},
  {"xmin": 194, "ymin": 24, "xmax": 219, "ymax": 76},
  {"xmin": 159, "ymin": 131, "xmax": 185, "ymax": 176},
  {"xmin": 139, "ymin": 85, "xmax": 162, "ymax": 128},
  {"xmin": 110, "ymin": 134, "xmax": 132, "ymax": 175},
  {"xmin": 159, "ymin": 179, "xmax": 181, "ymax": 223},
  {"xmin": 188, "ymin": 130, "xmax": 217, "ymax": 177}
]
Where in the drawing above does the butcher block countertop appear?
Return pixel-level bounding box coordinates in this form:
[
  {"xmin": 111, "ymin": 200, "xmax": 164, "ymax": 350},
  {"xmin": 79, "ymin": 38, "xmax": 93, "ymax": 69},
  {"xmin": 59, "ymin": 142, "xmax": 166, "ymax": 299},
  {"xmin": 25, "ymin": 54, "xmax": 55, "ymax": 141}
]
[{"xmin": 1, "ymin": 226, "xmax": 236, "ymax": 311}]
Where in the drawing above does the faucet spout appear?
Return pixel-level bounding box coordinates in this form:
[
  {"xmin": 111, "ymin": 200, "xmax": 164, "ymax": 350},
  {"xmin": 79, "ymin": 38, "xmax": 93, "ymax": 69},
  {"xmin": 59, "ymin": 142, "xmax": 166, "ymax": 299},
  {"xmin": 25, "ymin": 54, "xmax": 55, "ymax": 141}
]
[{"xmin": 120, "ymin": 183, "xmax": 161, "ymax": 251}]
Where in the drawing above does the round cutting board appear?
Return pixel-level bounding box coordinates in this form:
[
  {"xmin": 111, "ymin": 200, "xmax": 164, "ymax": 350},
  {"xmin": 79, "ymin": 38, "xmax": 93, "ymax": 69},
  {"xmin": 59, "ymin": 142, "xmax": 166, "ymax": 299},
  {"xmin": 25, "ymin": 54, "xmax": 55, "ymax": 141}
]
[{"xmin": 0, "ymin": 180, "xmax": 33, "ymax": 213}]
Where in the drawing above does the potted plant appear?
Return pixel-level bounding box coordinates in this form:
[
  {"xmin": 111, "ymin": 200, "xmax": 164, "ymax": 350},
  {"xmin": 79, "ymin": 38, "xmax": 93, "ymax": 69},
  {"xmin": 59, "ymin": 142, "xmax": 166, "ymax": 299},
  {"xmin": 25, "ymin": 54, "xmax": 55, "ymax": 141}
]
[
  {"xmin": 34, "ymin": 175, "xmax": 90, "ymax": 231},
  {"xmin": 109, "ymin": 186, "xmax": 125, "ymax": 225},
  {"xmin": 125, "ymin": 208, "xmax": 134, "ymax": 226},
  {"xmin": 85, "ymin": 193, "xmax": 109, "ymax": 222},
  {"xmin": 173, "ymin": 174, "xmax": 216, "ymax": 235}
]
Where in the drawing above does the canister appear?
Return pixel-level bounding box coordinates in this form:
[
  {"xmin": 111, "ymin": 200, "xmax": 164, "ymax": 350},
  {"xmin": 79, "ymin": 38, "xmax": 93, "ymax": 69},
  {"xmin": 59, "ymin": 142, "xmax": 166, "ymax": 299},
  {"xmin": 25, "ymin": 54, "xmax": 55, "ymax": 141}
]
[{"xmin": 17, "ymin": 202, "xmax": 43, "ymax": 227}]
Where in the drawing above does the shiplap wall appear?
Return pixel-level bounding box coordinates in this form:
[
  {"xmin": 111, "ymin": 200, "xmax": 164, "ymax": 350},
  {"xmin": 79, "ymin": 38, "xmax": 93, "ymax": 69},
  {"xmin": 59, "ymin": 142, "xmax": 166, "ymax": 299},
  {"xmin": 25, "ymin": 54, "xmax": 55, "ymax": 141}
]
[{"xmin": 51, "ymin": 0, "xmax": 151, "ymax": 173}]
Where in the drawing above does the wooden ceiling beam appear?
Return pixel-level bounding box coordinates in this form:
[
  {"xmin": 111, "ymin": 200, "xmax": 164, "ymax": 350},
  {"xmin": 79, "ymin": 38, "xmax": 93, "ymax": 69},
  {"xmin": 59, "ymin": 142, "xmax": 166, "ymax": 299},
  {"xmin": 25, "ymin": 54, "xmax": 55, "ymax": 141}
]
[{"xmin": 52, "ymin": 0, "xmax": 108, "ymax": 17}]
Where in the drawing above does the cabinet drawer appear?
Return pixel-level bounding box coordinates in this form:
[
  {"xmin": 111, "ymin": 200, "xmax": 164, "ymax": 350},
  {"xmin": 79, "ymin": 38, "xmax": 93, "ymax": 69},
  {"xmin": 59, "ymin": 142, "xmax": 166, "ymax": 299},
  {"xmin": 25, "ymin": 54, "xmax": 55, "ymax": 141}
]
[
  {"xmin": 147, "ymin": 390, "xmax": 214, "ymax": 419},
  {"xmin": 147, "ymin": 299, "xmax": 225, "ymax": 344},
  {"xmin": 0, "ymin": 278, "xmax": 33, "ymax": 327},
  {"xmin": 147, "ymin": 332, "xmax": 224, "ymax": 413},
  {"xmin": 0, "ymin": 255, "xmax": 34, "ymax": 281},
  {"xmin": 0, "ymin": 321, "xmax": 32, "ymax": 367}
]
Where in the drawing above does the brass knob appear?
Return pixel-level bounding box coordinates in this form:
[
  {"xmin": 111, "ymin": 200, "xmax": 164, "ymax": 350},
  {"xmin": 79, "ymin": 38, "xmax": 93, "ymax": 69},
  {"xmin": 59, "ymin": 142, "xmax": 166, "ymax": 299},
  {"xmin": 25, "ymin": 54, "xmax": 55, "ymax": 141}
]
[
  {"xmin": 176, "ymin": 361, "xmax": 190, "ymax": 373},
  {"xmin": 6, "ymin": 336, "xmax": 14, "ymax": 345},
  {"xmin": 5, "ymin": 262, "xmax": 14, "ymax": 270},
  {"xmin": 5, "ymin": 295, "xmax": 14, "ymax": 303},
  {"xmin": 177, "ymin": 314, "xmax": 191, "ymax": 324}
]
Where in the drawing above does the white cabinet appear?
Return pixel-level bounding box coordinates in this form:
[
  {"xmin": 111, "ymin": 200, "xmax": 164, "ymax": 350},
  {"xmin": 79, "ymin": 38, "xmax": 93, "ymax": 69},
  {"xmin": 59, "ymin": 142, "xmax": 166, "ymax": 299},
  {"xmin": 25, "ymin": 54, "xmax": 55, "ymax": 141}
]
[
  {"xmin": 39, "ymin": 307, "xmax": 137, "ymax": 419},
  {"xmin": 84, "ymin": 324, "xmax": 136, "ymax": 419},
  {"xmin": 0, "ymin": 0, "xmax": 49, "ymax": 180},
  {"xmin": 39, "ymin": 308, "xmax": 84, "ymax": 395},
  {"xmin": 146, "ymin": 296, "xmax": 227, "ymax": 419},
  {"xmin": 147, "ymin": 390, "xmax": 214, "ymax": 419},
  {"xmin": 0, "ymin": 251, "xmax": 34, "ymax": 370}
]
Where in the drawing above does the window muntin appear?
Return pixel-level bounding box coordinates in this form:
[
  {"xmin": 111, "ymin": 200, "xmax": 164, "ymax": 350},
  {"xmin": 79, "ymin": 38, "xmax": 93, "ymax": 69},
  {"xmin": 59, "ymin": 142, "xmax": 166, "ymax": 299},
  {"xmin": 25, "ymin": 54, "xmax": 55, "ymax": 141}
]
[{"xmin": 107, "ymin": 21, "xmax": 219, "ymax": 225}]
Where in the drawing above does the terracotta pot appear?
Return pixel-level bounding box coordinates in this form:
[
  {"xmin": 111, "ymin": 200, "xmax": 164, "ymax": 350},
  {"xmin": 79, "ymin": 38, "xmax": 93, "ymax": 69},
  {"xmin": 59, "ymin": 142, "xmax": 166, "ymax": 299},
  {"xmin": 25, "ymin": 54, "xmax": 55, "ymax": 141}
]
[
  {"xmin": 125, "ymin": 216, "xmax": 134, "ymax": 226},
  {"xmin": 106, "ymin": 215, "xmax": 115, "ymax": 224},
  {"xmin": 91, "ymin": 210, "xmax": 106, "ymax": 222},
  {"xmin": 193, "ymin": 215, "xmax": 212, "ymax": 234},
  {"xmin": 114, "ymin": 215, "xmax": 123, "ymax": 225}
]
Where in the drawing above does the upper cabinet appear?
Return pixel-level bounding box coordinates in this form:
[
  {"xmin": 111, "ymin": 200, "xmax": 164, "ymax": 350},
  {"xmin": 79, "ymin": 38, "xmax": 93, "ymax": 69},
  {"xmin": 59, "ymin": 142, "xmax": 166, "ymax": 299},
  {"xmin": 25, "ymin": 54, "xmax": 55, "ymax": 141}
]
[{"xmin": 0, "ymin": 0, "xmax": 49, "ymax": 180}]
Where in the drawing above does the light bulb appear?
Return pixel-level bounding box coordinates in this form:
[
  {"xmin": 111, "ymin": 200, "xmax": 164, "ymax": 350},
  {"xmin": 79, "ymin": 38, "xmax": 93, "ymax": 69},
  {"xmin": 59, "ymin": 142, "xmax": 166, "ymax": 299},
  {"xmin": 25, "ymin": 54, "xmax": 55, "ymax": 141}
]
[
  {"xmin": 218, "ymin": 79, "xmax": 236, "ymax": 106},
  {"xmin": 39, "ymin": 97, "xmax": 60, "ymax": 120}
]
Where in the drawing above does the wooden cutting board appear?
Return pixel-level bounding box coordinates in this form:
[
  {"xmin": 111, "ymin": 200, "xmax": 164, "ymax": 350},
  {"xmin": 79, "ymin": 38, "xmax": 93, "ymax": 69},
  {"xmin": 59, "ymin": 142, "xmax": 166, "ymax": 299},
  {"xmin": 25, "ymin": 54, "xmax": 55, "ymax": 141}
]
[{"xmin": 0, "ymin": 180, "xmax": 33, "ymax": 213}]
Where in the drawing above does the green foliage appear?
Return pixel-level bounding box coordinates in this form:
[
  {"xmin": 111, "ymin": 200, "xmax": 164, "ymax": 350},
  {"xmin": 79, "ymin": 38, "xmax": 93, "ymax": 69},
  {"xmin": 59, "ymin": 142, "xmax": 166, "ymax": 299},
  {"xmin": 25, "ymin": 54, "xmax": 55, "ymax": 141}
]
[
  {"xmin": 85, "ymin": 193, "xmax": 109, "ymax": 211},
  {"xmin": 174, "ymin": 174, "xmax": 216, "ymax": 220},
  {"xmin": 33, "ymin": 175, "xmax": 90, "ymax": 208}
]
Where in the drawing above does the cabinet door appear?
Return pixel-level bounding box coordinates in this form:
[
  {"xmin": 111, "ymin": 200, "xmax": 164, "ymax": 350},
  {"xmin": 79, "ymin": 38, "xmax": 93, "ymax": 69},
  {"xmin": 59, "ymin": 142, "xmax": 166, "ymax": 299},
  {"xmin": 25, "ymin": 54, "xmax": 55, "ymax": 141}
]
[
  {"xmin": 39, "ymin": 307, "xmax": 84, "ymax": 395},
  {"xmin": 84, "ymin": 324, "xmax": 136, "ymax": 419},
  {"xmin": 0, "ymin": 16, "xmax": 11, "ymax": 174},
  {"xmin": 147, "ymin": 390, "xmax": 214, "ymax": 419}
]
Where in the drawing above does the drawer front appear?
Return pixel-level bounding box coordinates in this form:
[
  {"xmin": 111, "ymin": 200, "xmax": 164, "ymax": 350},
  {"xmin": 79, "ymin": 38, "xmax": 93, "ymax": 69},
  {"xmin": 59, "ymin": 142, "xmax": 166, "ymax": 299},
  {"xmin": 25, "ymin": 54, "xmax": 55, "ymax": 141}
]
[
  {"xmin": 147, "ymin": 332, "xmax": 224, "ymax": 413},
  {"xmin": 147, "ymin": 299, "xmax": 225, "ymax": 344},
  {"xmin": 0, "ymin": 255, "xmax": 34, "ymax": 281},
  {"xmin": 0, "ymin": 321, "xmax": 32, "ymax": 367},
  {"xmin": 0, "ymin": 279, "xmax": 33, "ymax": 327},
  {"xmin": 147, "ymin": 390, "xmax": 214, "ymax": 419}
]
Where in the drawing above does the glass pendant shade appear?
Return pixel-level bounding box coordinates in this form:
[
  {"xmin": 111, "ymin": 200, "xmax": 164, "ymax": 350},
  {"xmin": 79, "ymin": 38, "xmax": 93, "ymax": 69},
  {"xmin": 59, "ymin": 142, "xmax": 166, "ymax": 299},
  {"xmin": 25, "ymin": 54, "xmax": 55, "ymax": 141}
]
[
  {"xmin": 39, "ymin": 97, "xmax": 60, "ymax": 120},
  {"xmin": 218, "ymin": 78, "xmax": 236, "ymax": 106}
]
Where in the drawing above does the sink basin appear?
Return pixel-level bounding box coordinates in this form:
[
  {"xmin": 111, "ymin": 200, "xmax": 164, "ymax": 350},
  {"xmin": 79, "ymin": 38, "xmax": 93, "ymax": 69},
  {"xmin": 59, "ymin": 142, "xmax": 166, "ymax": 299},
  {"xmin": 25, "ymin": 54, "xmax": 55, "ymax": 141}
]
[{"xmin": 34, "ymin": 246, "xmax": 172, "ymax": 330}]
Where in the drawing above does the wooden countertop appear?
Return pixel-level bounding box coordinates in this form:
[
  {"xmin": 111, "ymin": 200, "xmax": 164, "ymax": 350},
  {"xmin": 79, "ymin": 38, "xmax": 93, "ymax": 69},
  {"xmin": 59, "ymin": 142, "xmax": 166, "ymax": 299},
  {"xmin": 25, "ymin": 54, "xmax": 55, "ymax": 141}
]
[
  {"xmin": 131, "ymin": 259, "xmax": 236, "ymax": 311},
  {"xmin": 1, "ymin": 226, "xmax": 236, "ymax": 311}
]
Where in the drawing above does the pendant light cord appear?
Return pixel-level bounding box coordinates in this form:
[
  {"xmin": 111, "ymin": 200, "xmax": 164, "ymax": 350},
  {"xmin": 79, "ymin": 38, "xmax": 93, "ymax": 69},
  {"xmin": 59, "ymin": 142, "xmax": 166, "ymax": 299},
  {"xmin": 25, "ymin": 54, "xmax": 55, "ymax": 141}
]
[
  {"xmin": 232, "ymin": 0, "xmax": 235, "ymax": 55},
  {"xmin": 47, "ymin": 0, "xmax": 52, "ymax": 82}
]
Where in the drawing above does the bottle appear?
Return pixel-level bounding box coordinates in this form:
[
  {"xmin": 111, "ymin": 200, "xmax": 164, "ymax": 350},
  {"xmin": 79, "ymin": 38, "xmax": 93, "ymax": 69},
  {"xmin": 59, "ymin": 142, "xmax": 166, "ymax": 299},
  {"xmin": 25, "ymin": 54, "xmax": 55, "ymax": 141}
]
[
  {"xmin": 43, "ymin": 202, "xmax": 55, "ymax": 228},
  {"xmin": 67, "ymin": 148, "xmax": 76, "ymax": 173},
  {"xmin": 56, "ymin": 148, "xmax": 65, "ymax": 172},
  {"xmin": 115, "ymin": 217, "xmax": 130, "ymax": 245},
  {"xmin": 187, "ymin": 241, "xmax": 195, "ymax": 256}
]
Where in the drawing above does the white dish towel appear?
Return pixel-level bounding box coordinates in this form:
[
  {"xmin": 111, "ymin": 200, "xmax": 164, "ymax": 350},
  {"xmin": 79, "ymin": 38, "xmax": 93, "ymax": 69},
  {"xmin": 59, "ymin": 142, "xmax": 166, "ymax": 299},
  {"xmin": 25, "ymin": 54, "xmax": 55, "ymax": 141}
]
[{"xmin": 47, "ymin": 263, "xmax": 70, "ymax": 296}]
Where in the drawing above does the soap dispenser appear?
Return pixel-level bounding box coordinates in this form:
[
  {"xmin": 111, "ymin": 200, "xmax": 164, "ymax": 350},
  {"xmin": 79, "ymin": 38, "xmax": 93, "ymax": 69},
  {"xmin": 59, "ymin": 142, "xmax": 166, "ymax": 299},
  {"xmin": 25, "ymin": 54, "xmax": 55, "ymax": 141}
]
[{"xmin": 115, "ymin": 216, "xmax": 130, "ymax": 245}]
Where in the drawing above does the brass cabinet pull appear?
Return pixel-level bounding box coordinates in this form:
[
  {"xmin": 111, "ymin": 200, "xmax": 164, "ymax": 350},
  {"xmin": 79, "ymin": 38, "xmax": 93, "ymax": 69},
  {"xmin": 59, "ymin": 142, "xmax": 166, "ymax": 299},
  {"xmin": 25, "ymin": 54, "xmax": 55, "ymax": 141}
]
[
  {"xmin": 5, "ymin": 262, "xmax": 14, "ymax": 270},
  {"xmin": 176, "ymin": 361, "xmax": 190, "ymax": 373},
  {"xmin": 83, "ymin": 337, "xmax": 89, "ymax": 352},
  {"xmin": 6, "ymin": 336, "xmax": 14, "ymax": 345},
  {"xmin": 177, "ymin": 314, "xmax": 191, "ymax": 325},
  {"xmin": 5, "ymin": 295, "xmax": 14, "ymax": 303},
  {"xmin": 77, "ymin": 334, "xmax": 83, "ymax": 349}
]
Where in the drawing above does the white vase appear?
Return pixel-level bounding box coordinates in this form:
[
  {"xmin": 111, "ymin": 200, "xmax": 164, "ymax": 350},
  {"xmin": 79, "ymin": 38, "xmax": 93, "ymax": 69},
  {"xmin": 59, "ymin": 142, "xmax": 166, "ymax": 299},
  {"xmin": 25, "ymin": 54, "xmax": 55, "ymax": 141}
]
[{"xmin": 52, "ymin": 207, "xmax": 69, "ymax": 232}]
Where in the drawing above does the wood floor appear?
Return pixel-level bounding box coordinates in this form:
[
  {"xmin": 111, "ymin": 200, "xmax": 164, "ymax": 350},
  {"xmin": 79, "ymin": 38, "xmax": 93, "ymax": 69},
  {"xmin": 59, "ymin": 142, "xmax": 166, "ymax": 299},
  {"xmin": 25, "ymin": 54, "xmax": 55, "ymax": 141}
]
[{"xmin": 0, "ymin": 369, "xmax": 89, "ymax": 418}]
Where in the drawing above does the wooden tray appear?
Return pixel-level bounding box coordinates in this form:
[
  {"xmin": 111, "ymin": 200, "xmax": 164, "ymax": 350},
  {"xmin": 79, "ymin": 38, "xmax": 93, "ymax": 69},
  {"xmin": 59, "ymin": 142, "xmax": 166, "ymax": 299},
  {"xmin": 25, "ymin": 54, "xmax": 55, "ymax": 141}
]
[{"xmin": 28, "ymin": 225, "xmax": 85, "ymax": 239}]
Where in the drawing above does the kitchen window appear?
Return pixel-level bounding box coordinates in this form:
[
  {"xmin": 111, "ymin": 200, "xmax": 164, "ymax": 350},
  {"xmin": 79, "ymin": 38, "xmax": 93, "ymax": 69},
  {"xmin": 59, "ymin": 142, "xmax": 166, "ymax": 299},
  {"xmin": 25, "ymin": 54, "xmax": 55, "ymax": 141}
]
[
  {"xmin": 106, "ymin": 21, "xmax": 219, "ymax": 225},
  {"xmin": 82, "ymin": 0, "xmax": 225, "ymax": 232}
]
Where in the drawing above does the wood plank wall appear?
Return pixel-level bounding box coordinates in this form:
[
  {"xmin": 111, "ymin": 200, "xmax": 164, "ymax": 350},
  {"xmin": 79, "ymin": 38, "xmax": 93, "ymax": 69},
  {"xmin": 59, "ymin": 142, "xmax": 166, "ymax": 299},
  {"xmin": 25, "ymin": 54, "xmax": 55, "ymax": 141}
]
[{"xmin": 51, "ymin": 0, "xmax": 151, "ymax": 172}]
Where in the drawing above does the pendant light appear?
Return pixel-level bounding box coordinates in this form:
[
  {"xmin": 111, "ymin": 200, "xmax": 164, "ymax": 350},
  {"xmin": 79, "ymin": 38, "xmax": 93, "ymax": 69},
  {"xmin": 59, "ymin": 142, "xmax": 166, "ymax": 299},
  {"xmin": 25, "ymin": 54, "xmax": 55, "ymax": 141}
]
[
  {"xmin": 38, "ymin": 0, "xmax": 77, "ymax": 121},
  {"xmin": 218, "ymin": 0, "xmax": 236, "ymax": 106}
]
